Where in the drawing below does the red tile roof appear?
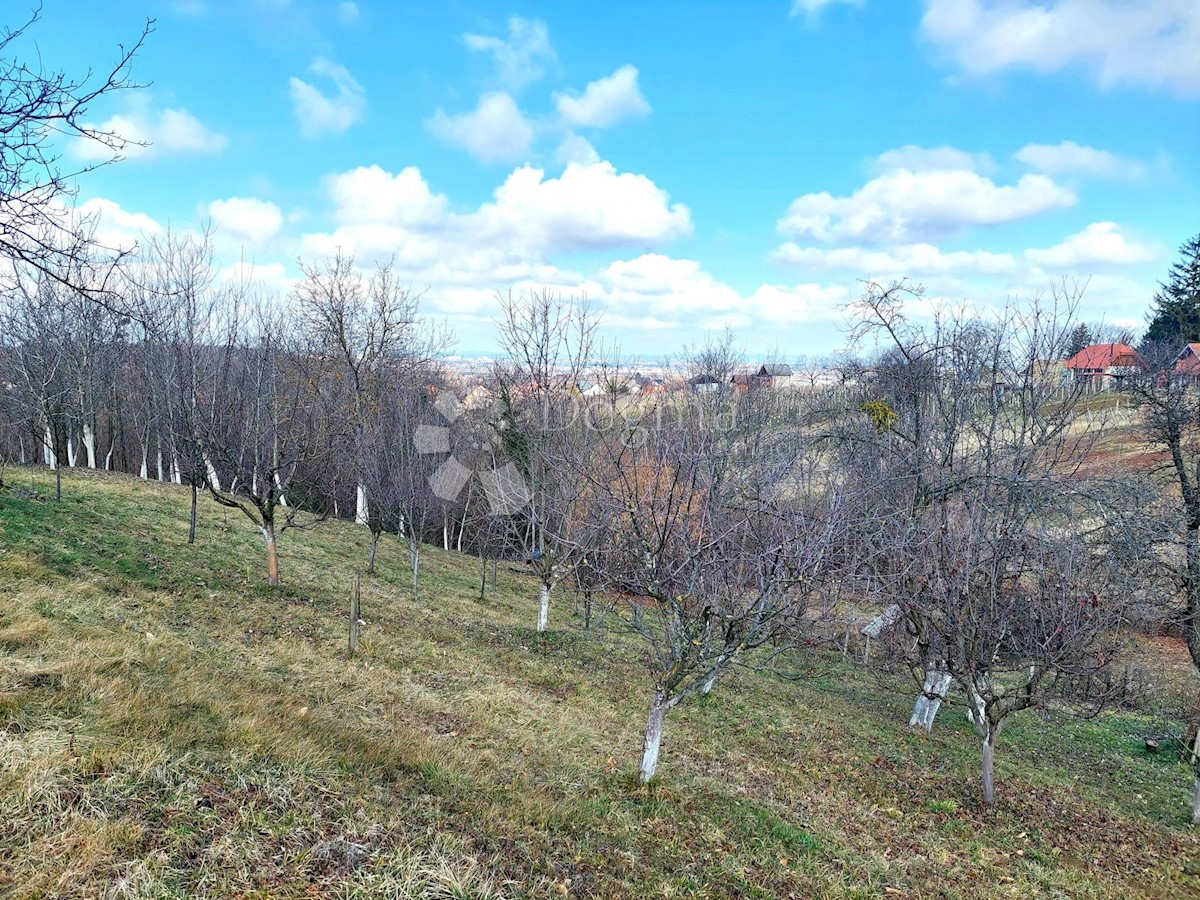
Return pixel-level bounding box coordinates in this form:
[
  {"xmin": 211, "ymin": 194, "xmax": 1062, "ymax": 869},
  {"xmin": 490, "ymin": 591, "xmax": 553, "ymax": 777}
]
[{"xmin": 1064, "ymin": 343, "xmax": 1140, "ymax": 372}]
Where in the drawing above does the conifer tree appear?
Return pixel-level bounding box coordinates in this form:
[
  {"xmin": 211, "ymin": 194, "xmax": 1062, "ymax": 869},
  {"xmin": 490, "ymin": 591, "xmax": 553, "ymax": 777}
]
[{"xmin": 1144, "ymin": 233, "xmax": 1200, "ymax": 347}]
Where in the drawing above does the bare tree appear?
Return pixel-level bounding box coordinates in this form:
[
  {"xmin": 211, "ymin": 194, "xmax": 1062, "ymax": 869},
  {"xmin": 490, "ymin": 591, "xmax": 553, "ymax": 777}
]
[
  {"xmin": 842, "ymin": 281, "xmax": 1137, "ymax": 805},
  {"xmin": 583, "ymin": 385, "xmax": 843, "ymax": 782},
  {"xmin": 1125, "ymin": 343, "xmax": 1200, "ymax": 822},
  {"xmin": 0, "ymin": 6, "xmax": 151, "ymax": 305},
  {"xmin": 492, "ymin": 290, "xmax": 598, "ymax": 632},
  {"xmin": 199, "ymin": 298, "xmax": 332, "ymax": 585}
]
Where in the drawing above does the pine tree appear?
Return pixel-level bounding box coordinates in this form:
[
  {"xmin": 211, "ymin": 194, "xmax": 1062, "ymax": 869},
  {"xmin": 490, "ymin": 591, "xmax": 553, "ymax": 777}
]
[
  {"xmin": 1064, "ymin": 323, "xmax": 1093, "ymax": 359},
  {"xmin": 1144, "ymin": 233, "xmax": 1200, "ymax": 347}
]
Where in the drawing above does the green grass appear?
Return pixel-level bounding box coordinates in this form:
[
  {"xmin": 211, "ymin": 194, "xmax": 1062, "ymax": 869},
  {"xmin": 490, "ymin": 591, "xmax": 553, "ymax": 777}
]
[{"xmin": 1, "ymin": 466, "xmax": 1199, "ymax": 898}]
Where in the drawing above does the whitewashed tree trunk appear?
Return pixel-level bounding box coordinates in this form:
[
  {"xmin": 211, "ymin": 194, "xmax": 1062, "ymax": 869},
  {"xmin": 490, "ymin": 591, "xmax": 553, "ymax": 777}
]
[
  {"xmin": 982, "ymin": 721, "xmax": 1001, "ymax": 806},
  {"xmin": 139, "ymin": 446, "xmax": 148, "ymax": 479},
  {"xmin": 103, "ymin": 443, "xmax": 114, "ymax": 471},
  {"xmin": 66, "ymin": 435, "xmax": 77, "ymax": 468},
  {"xmin": 156, "ymin": 448, "xmax": 165, "ymax": 482},
  {"xmin": 355, "ymin": 482, "xmax": 369, "ymax": 526},
  {"xmin": 701, "ymin": 652, "xmax": 732, "ymax": 695},
  {"xmin": 1193, "ymin": 776, "xmax": 1200, "ymax": 826},
  {"xmin": 537, "ymin": 582, "xmax": 550, "ymax": 632},
  {"xmin": 910, "ymin": 663, "xmax": 952, "ymax": 730},
  {"xmin": 274, "ymin": 471, "xmax": 288, "ymax": 507},
  {"xmin": 639, "ymin": 686, "xmax": 671, "ymax": 783},
  {"xmin": 81, "ymin": 423, "xmax": 97, "ymax": 469},
  {"xmin": 170, "ymin": 455, "xmax": 182, "ymax": 485},
  {"xmin": 203, "ymin": 453, "xmax": 221, "ymax": 491},
  {"xmin": 43, "ymin": 425, "xmax": 56, "ymax": 469}
]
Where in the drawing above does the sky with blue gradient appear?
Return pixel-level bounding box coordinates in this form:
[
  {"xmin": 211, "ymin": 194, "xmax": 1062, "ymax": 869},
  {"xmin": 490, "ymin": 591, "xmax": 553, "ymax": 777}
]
[{"xmin": 30, "ymin": 0, "xmax": 1200, "ymax": 356}]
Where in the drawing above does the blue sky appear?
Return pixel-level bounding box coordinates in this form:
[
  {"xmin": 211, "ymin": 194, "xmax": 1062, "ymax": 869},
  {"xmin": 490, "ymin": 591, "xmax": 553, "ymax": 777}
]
[{"xmin": 31, "ymin": 0, "xmax": 1200, "ymax": 356}]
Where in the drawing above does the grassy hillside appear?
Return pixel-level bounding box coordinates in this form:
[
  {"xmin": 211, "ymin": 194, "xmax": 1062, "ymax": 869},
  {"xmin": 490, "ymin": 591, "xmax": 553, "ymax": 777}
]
[{"xmin": 0, "ymin": 466, "xmax": 1198, "ymax": 898}]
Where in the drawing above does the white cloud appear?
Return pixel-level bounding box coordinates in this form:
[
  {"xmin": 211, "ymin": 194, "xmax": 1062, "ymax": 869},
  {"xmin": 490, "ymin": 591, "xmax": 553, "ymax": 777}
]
[
  {"xmin": 790, "ymin": 0, "xmax": 863, "ymax": 18},
  {"xmin": 556, "ymin": 133, "xmax": 600, "ymax": 167},
  {"xmin": 289, "ymin": 58, "xmax": 366, "ymax": 138},
  {"xmin": 1025, "ymin": 222, "xmax": 1157, "ymax": 268},
  {"xmin": 426, "ymin": 92, "xmax": 534, "ymax": 164},
  {"xmin": 74, "ymin": 100, "xmax": 227, "ymax": 161},
  {"xmin": 555, "ymin": 65, "xmax": 651, "ymax": 129},
  {"xmin": 774, "ymin": 241, "xmax": 1018, "ymax": 276},
  {"xmin": 1015, "ymin": 141, "xmax": 1147, "ymax": 180},
  {"xmin": 921, "ymin": 0, "xmax": 1200, "ymax": 96},
  {"xmin": 77, "ymin": 198, "xmax": 161, "ymax": 251},
  {"xmin": 172, "ymin": 0, "xmax": 208, "ymax": 15},
  {"xmin": 337, "ymin": 1, "xmax": 359, "ymax": 25},
  {"xmin": 874, "ymin": 144, "xmax": 994, "ymax": 174},
  {"xmin": 302, "ymin": 158, "xmax": 691, "ymax": 272},
  {"xmin": 778, "ymin": 166, "xmax": 1075, "ymax": 243},
  {"xmin": 325, "ymin": 165, "xmax": 449, "ymax": 227},
  {"xmin": 464, "ymin": 16, "xmax": 555, "ymax": 89},
  {"xmin": 479, "ymin": 161, "xmax": 691, "ymax": 252},
  {"xmin": 207, "ymin": 197, "xmax": 284, "ymax": 244}
]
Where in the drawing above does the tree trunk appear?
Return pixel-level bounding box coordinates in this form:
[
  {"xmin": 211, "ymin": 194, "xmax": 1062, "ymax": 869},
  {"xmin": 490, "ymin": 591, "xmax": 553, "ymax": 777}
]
[
  {"xmin": 408, "ymin": 537, "xmax": 420, "ymax": 594},
  {"xmin": 910, "ymin": 663, "xmax": 952, "ymax": 731},
  {"xmin": 139, "ymin": 445, "xmax": 148, "ymax": 480},
  {"xmin": 203, "ymin": 453, "xmax": 221, "ymax": 491},
  {"xmin": 355, "ymin": 482, "xmax": 369, "ymax": 526},
  {"xmin": 537, "ymin": 582, "xmax": 550, "ymax": 632},
  {"xmin": 639, "ymin": 686, "xmax": 670, "ymax": 783},
  {"xmin": 701, "ymin": 651, "xmax": 732, "ymax": 695},
  {"xmin": 188, "ymin": 482, "xmax": 198, "ymax": 544},
  {"xmin": 66, "ymin": 435, "xmax": 77, "ymax": 468},
  {"xmin": 366, "ymin": 529, "xmax": 379, "ymax": 575},
  {"xmin": 263, "ymin": 523, "xmax": 280, "ymax": 586},
  {"xmin": 44, "ymin": 424, "xmax": 56, "ymax": 469},
  {"xmin": 982, "ymin": 720, "xmax": 1001, "ymax": 806},
  {"xmin": 82, "ymin": 423, "xmax": 97, "ymax": 469},
  {"xmin": 1193, "ymin": 775, "xmax": 1200, "ymax": 826}
]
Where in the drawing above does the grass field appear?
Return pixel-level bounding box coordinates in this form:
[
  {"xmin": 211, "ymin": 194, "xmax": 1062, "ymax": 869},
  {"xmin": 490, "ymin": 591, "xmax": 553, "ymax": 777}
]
[{"xmin": 1, "ymin": 466, "xmax": 1199, "ymax": 898}]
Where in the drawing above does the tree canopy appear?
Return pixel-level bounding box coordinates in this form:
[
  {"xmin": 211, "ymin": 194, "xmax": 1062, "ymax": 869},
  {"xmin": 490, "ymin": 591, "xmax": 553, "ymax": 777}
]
[{"xmin": 1143, "ymin": 233, "xmax": 1200, "ymax": 348}]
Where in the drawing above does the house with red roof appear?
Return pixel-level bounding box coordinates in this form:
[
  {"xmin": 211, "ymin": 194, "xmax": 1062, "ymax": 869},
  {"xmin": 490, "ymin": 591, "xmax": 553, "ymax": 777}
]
[
  {"xmin": 1063, "ymin": 343, "xmax": 1142, "ymax": 388},
  {"xmin": 1173, "ymin": 343, "xmax": 1200, "ymax": 378}
]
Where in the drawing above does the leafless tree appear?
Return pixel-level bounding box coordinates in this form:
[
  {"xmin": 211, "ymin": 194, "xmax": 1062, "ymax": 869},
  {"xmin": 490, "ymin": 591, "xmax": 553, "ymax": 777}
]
[
  {"xmin": 0, "ymin": 5, "xmax": 151, "ymax": 306},
  {"xmin": 199, "ymin": 297, "xmax": 332, "ymax": 585},
  {"xmin": 582, "ymin": 385, "xmax": 843, "ymax": 782},
  {"xmin": 492, "ymin": 289, "xmax": 599, "ymax": 632},
  {"xmin": 1124, "ymin": 342, "xmax": 1200, "ymax": 822},
  {"xmin": 842, "ymin": 280, "xmax": 1138, "ymax": 805}
]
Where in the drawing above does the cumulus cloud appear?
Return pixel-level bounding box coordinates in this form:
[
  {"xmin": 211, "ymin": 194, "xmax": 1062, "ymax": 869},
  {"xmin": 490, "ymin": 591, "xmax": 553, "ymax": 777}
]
[
  {"xmin": 426, "ymin": 92, "xmax": 535, "ymax": 164},
  {"xmin": 778, "ymin": 166, "xmax": 1075, "ymax": 243},
  {"xmin": 1015, "ymin": 141, "xmax": 1147, "ymax": 180},
  {"xmin": 920, "ymin": 0, "xmax": 1200, "ymax": 96},
  {"xmin": 556, "ymin": 133, "xmax": 600, "ymax": 166},
  {"xmin": 289, "ymin": 58, "xmax": 366, "ymax": 138},
  {"xmin": 302, "ymin": 158, "xmax": 691, "ymax": 270},
  {"xmin": 555, "ymin": 65, "xmax": 651, "ymax": 129},
  {"xmin": 1025, "ymin": 221, "xmax": 1157, "ymax": 268},
  {"xmin": 207, "ymin": 197, "xmax": 284, "ymax": 244},
  {"xmin": 74, "ymin": 100, "xmax": 227, "ymax": 161},
  {"xmin": 464, "ymin": 16, "xmax": 556, "ymax": 89}
]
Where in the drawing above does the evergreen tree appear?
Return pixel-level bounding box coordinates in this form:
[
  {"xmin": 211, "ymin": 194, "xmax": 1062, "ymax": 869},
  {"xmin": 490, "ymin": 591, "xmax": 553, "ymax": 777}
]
[
  {"xmin": 1064, "ymin": 323, "xmax": 1093, "ymax": 359},
  {"xmin": 1144, "ymin": 233, "xmax": 1200, "ymax": 347}
]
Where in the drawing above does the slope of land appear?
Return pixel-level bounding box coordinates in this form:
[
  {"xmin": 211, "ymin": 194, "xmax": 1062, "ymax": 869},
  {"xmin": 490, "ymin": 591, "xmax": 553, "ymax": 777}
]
[{"xmin": 0, "ymin": 467, "xmax": 1198, "ymax": 898}]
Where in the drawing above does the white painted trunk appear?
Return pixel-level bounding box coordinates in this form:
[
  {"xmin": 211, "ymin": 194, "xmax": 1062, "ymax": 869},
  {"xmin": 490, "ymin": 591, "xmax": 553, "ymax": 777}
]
[
  {"xmin": 66, "ymin": 436, "xmax": 77, "ymax": 468},
  {"xmin": 1193, "ymin": 776, "xmax": 1200, "ymax": 826},
  {"xmin": 701, "ymin": 652, "xmax": 732, "ymax": 695},
  {"xmin": 81, "ymin": 424, "xmax": 97, "ymax": 469},
  {"xmin": 640, "ymin": 688, "xmax": 669, "ymax": 783},
  {"xmin": 355, "ymin": 483, "xmax": 369, "ymax": 526},
  {"xmin": 156, "ymin": 449, "xmax": 165, "ymax": 482},
  {"xmin": 103, "ymin": 443, "xmax": 113, "ymax": 471},
  {"xmin": 170, "ymin": 456, "xmax": 182, "ymax": 485},
  {"xmin": 537, "ymin": 583, "xmax": 550, "ymax": 632},
  {"xmin": 139, "ymin": 448, "xmax": 149, "ymax": 480},
  {"xmin": 204, "ymin": 454, "xmax": 221, "ymax": 491},
  {"xmin": 910, "ymin": 664, "xmax": 952, "ymax": 731},
  {"xmin": 43, "ymin": 425, "xmax": 56, "ymax": 469},
  {"xmin": 274, "ymin": 471, "xmax": 288, "ymax": 507}
]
